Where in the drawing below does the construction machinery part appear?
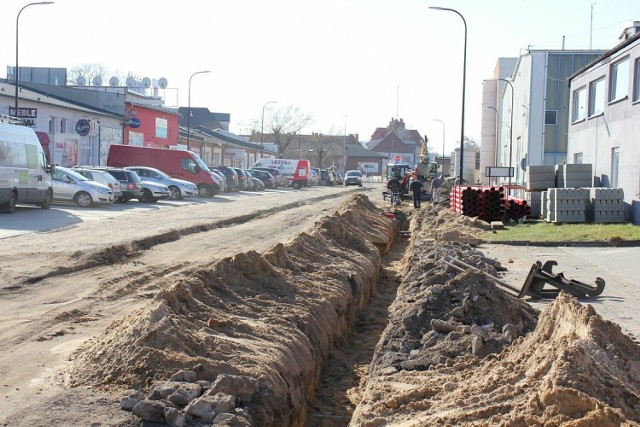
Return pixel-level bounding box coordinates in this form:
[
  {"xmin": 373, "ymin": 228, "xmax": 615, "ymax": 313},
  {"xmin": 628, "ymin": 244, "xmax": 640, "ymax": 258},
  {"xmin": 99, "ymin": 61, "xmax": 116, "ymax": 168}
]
[
  {"xmin": 442, "ymin": 256, "xmax": 520, "ymax": 296},
  {"xmin": 519, "ymin": 260, "xmax": 605, "ymax": 299}
]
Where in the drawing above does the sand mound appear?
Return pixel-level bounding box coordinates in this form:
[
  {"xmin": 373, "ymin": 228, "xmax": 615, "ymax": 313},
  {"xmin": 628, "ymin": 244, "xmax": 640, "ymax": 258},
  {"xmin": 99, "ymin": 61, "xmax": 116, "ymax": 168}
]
[
  {"xmin": 350, "ymin": 205, "xmax": 640, "ymax": 427},
  {"xmin": 67, "ymin": 194, "xmax": 395, "ymax": 426}
]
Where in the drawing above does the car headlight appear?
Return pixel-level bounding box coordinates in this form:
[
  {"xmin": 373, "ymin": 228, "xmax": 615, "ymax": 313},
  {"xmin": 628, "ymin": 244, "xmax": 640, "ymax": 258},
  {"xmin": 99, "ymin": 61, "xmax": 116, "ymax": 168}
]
[{"xmin": 98, "ymin": 187, "xmax": 110, "ymax": 194}]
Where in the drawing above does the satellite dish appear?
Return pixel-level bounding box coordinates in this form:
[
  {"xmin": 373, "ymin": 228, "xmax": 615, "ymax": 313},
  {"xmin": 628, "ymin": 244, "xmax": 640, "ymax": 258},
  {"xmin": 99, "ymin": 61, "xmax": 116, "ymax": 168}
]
[
  {"xmin": 125, "ymin": 77, "xmax": 136, "ymax": 87},
  {"xmin": 109, "ymin": 76, "xmax": 119, "ymax": 86},
  {"xmin": 158, "ymin": 77, "xmax": 168, "ymax": 89},
  {"xmin": 141, "ymin": 77, "xmax": 151, "ymax": 88},
  {"xmin": 76, "ymin": 76, "xmax": 87, "ymax": 86},
  {"xmin": 92, "ymin": 76, "xmax": 103, "ymax": 86}
]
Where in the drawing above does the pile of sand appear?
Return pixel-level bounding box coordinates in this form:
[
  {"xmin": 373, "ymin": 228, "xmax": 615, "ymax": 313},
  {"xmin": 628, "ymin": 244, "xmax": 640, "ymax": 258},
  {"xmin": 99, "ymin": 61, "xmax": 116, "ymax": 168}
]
[
  {"xmin": 350, "ymin": 205, "xmax": 640, "ymax": 426},
  {"xmin": 67, "ymin": 194, "xmax": 395, "ymax": 426}
]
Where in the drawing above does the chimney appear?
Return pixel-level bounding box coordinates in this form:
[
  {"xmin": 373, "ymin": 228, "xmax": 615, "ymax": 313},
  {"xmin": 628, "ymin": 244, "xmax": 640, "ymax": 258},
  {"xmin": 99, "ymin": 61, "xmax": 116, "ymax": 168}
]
[{"xmin": 619, "ymin": 21, "xmax": 640, "ymax": 42}]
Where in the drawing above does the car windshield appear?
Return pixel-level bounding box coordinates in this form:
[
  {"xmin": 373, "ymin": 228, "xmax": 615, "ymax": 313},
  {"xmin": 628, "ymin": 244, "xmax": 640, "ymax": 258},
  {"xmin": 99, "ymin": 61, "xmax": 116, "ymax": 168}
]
[
  {"xmin": 149, "ymin": 168, "xmax": 170, "ymax": 179},
  {"xmin": 192, "ymin": 152, "xmax": 210, "ymax": 172},
  {"xmin": 62, "ymin": 167, "xmax": 89, "ymax": 181},
  {"xmin": 346, "ymin": 171, "xmax": 361, "ymax": 176}
]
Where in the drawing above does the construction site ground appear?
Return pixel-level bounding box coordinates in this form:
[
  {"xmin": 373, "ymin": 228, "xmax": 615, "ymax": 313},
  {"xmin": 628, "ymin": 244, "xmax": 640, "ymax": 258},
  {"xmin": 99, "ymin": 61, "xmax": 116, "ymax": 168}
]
[{"xmin": 0, "ymin": 183, "xmax": 638, "ymax": 426}]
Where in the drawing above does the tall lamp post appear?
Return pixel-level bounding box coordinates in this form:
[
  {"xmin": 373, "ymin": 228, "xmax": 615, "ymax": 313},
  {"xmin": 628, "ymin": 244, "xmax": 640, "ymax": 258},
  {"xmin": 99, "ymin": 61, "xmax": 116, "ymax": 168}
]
[
  {"xmin": 433, "ymin": 118, "xmax": 445, "ymax": 175},
  {"xmin": 430, "ymin": 6, "xmax": 467, "ymax": 184},
  {"xmin": 15, "ymin": 1, "xmax": 54, "ymax": 115},
  {"xmin": 186, "ymin": 70, "xmax": 210, "ymax": 151},
  {"xmin": 497, "ymin": 78, "xmax": 514, "ymax": 186},
  {"xmin": 260, "ymin": 101, "xmax": 277, "ymax": 157}
]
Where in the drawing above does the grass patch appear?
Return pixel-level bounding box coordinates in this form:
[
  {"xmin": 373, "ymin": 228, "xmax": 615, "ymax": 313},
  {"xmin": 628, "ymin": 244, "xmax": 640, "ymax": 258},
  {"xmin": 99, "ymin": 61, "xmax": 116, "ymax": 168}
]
[{"xmin": 483, "ymin": 221, "xmax": 640, "ymax": 243}]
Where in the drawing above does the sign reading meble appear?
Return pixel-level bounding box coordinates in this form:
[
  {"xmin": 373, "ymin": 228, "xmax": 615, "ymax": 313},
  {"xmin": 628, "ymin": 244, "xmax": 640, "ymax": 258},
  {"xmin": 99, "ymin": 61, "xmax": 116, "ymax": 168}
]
[{"xmin": 9, "ymin": 107, "xmax": 37, "ymax": 127}]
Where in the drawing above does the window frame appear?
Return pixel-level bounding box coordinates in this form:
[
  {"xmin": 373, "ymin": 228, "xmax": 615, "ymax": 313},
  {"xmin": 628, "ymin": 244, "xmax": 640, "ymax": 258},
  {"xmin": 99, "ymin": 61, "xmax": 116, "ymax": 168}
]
[
  {"xmin": 572, "ymin": 86, "xmax": 587, "ymax": 122},
  {"xmin": 609, "ymin": 56, "xmax": 630, "ymax": 103},
  {"xmin": 633, "ymin": 57, "xmax": 640, "ymax": 102},
  {"xmin": 588, "ymin": 77, "xmax": 605, "ymax": 117}
]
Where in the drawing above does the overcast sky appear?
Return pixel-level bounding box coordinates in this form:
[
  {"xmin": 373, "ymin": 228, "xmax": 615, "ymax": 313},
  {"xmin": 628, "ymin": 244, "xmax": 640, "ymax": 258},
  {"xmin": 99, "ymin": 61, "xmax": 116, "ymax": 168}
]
[{"xmin": 2, "ymin": 0, "xmax": 638, "ymax": 153}]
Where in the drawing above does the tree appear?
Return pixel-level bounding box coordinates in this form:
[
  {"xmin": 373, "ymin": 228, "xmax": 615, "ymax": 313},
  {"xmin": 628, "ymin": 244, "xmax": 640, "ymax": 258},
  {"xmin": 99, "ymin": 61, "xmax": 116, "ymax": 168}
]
[
  {"xmin": 266, "ymin": 105, "xmax": 312, "ymax": 158},
  {"xmin": 67, "ymin": 63, "xmax": 111, "ymax": 85}
]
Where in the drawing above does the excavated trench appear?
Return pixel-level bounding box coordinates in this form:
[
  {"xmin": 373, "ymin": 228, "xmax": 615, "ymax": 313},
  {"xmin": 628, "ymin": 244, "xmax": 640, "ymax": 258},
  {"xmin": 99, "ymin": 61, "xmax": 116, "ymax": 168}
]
[{"xmin": 64, "ymin": 195, "xmax": 640, "ymax": 426}]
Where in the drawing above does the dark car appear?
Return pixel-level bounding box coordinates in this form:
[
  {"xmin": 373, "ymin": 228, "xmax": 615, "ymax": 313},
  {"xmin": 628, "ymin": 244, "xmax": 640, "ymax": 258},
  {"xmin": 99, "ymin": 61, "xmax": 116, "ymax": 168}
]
[
  {"xmin": 250, "ymin": 167, "xmax": 286, "ymax": 187},
  {"xmin": 232, "ymin": 168, "xmax": 250, "ymax": 191},
  {"xmin": 243, "ymin": 170, "xmax": 265, "ymax": 191},
  {"xmin": 210, "ymin": 165, "xmax": 239, "ymax": 192},
  {"xmin": 78, "ymin": 166, "xmax": 144, "ymax": 202},
  {"xmin": 319, "ymin": 170, "xmax": 334, "ymax": 186},
  {"xmin": 247, "ymin": 169, "xmax": 275, "ymax": 189}
]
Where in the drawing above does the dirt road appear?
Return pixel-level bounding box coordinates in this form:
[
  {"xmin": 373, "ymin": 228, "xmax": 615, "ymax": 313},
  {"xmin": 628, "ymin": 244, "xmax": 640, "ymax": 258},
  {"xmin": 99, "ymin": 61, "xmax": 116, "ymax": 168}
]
[{"xmin": 0, "ymin": 185, "xmax": 369, "ymax": 426}]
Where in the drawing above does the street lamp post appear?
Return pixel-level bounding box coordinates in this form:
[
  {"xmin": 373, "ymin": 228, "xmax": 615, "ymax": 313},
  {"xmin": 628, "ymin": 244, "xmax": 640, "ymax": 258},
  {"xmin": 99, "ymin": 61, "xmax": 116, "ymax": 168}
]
[
  {"xmin": 433, "ymin": 119, "xmax": 445, "ymax": 175},
  {"xmin": 430, "ymin": 6, "xmax": 467, "ymax": 184},
  {"xmin": 497, "ymin": 78, "xmax": 514, "ymax": 186},
  {"xmin": 14, "ymin": 2, "xmax": 54, "ymax": 115},
  {"xmin": 186, "ymin": 70, "xmax": 210, "ymax": 151},
  {"xmin": 260, "ymin": 101, "xmax": 277, "ymax": 158}
]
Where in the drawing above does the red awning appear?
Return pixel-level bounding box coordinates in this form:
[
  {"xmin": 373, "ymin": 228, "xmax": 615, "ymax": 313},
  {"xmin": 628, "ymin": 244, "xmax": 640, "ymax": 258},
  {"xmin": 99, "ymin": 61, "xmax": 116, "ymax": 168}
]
[{"xmin": 35, "ymin": 131, "xmax": 50, "ymax": 150}]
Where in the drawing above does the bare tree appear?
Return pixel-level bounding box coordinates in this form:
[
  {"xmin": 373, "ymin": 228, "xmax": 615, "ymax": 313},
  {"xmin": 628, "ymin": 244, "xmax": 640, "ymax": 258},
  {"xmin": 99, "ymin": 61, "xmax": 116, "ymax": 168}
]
[{"xmin": 266, "ymin": 105, "xmax": 313, "ymax": 158}]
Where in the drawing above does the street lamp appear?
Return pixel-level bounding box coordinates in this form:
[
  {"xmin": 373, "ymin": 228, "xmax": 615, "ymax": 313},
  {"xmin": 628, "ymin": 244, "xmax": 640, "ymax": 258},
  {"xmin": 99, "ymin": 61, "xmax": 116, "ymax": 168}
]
[
  {"xmin": 260, "ymin": 101, "xmax": 277, "ymax": 157},
  {"xmin": 498, "ymin": 78, "xmax": 514, "ymax": 186},
  {"xmin": 14, "ymin": 2, "xmax": 54, "ymax": 115},
  {"xmin": 430, "ymin": 6, "xmax": 467, "ymax": 184},
  {"xmin": 186, "ymin": 70, "xmax": 210, "ymax": 151},
  {"xmin": 433, "ymin": 118, "xmax": 445, "ymax": 175}
]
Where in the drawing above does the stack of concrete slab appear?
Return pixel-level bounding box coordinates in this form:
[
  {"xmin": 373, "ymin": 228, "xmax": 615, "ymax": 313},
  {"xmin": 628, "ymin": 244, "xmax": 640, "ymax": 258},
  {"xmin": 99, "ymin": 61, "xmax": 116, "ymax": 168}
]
[
  {"xmin": 545, "ymin": 188, "xmax": 590, "ymax": 223},
  {"xmin": 528, "ymin": 191, "xmax": 544, "ymax": 218},
  {"xmin": 590, "ymin": 188, "xmax": 626, "ymax": 223},
  {"xmin": 525, "ymin": 165, "xmax": 556, "ymax": 191},
  {"xmin": 557, "ymin": 164, "xmax": 593, "ymax": 188}
]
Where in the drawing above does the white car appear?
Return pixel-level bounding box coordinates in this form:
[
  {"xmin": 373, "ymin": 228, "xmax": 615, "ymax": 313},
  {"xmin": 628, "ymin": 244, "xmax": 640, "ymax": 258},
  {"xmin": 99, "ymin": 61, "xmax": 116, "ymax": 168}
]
[
  {"xmin": 52, "ymin": 166, "xmax": 114, "ymax": 207},
  {"xmin": 72, "ymin": 167, "xmax": 123, "ymax": 201},
  {"xmin": 124, "ymin": 166, "xmax": 198, "ymax": 200}
]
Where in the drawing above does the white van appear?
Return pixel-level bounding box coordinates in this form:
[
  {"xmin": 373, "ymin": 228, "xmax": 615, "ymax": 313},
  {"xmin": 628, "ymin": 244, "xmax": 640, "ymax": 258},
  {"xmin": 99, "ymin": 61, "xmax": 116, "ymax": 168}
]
[{"xmin": 0, "ymin": 120, "xmax": 54, "ymax": 213}]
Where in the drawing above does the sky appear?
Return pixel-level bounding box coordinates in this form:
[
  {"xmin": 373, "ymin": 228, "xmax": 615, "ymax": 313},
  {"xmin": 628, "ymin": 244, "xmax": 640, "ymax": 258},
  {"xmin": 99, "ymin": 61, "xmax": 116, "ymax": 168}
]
[{"xmin": 2, "ymin": 0, "xmax": 639, "ymax": 154}]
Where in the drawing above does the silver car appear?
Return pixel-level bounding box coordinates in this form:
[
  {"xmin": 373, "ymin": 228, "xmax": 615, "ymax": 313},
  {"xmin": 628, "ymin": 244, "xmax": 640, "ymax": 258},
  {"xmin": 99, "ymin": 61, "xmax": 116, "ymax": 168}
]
[
  {"xmin": 124, "ymin": 166, "xmax": 198, "ymax": 200},
  {"xmin": 139, "ymin": 180, "xmax": 171, "ymax": 203},
  {"xmin": 52, "ymin": 166, "xmax": 114, "ymax": 207},
  {"xmin": 72, "ymin": 167, "xmax": 123, "ymax": 200}
]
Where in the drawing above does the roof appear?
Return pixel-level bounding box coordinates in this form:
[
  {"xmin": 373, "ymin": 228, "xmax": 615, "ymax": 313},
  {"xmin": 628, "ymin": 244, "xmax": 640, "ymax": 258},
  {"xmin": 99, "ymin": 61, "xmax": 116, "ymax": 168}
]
[
  {"xmin": 570, "ymin": 31, "xmax": 640, "ymax": 82},
  {"xmin": 345, "ymin": 143, "xmax": 387, "ymax": 158},
  {"xmin": 198, "ymin": 127, "xmax": 276, "ymax": 152}
]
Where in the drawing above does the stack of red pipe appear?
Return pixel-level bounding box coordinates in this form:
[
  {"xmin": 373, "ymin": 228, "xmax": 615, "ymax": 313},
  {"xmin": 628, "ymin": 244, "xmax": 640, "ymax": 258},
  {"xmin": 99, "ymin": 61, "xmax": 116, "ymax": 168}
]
[
  {"xmin": 503, "ymin": 196, "xmax": 531, "ymax": 221},
  {"xmin": 449, "ymin": 185, "xmax": 505, "ymax": 222}
]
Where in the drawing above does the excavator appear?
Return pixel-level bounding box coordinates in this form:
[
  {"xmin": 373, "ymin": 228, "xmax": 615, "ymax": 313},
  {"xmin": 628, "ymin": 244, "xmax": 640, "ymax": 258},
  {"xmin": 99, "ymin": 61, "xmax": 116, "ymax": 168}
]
[{"xmin": 383, "ymin": 136, "xmax": 438, "ymax": 202}]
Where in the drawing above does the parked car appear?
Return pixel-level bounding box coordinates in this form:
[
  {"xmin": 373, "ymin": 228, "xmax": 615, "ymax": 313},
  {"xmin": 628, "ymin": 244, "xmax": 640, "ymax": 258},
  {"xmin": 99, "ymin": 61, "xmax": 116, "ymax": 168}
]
[
  {"xmin": 210, "ymin": 166, "xmax": 239, "ymax": 192},
  {"xmin": 308, "ymin": 169, "xmax": 319, "ymax": 186},
  {"xmin": 250, "ymin": 167, "xmax": 287, "ymax": 187},
  {"xmin": 247, "ymin": 169, "xmax": 275, "ymax": 189},
  {"xmin": 344, "ymin": 170, "xmax": 363, "ymax": 187},
  {"xmin": 80, "ymin": 166, "xmax": 144, "ymax": 203},
  {"xmin": 242, "ymin": 169, "xmax": 264, "ymax": 191},
  {"xmin": 210, "ymin": 169, "xmax": 227, "ymax": 193},
  {"xmin": 72, "ymin": 167, "xmax": 123, "ymax": 200},
  {"xmin": 139, "ymin": 180, "xmax": 171, "ymax": 203},
  {"xmin": 319, "ymin": 169, "xmax": 334, "ymax": 186},
  {"xmin": 107, "ymin": 145, "xmax": 221, "ymax": 197},
  {"xmin": 232, "ymin": 168, "xmax": 250, "ymax": 191},
  {"xmin": 51, "ymin": 166, "xmax": 114, "ymax": 207},
  {"xmin": 124, "ymin": 166, "xmax": 198, "ymax": 200}
]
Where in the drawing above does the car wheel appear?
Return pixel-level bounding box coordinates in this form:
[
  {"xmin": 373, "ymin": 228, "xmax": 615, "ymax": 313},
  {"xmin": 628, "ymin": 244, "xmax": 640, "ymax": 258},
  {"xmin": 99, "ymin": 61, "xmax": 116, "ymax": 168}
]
[
  {"xmin": 197, "ymin": 184, "xmax": 212, "ymax": 198},
  {"xmin": 168, "ymin": 186, "xmax": 182, "ymax": 200},
  {"xmin": 75, "ymin": 191, "xmax": 93, "ymax": 207},
  {"xmin": 1, "ymin": 191, "xmax": 17, "ymax": 214},
  {"xmin": 320, "ymin": 179, "xmax": 328, "ymax": 186},
  {"xmin": 40, "ymin": 189, "xmax": 53, "ymax": 209},
  {"xmin": 140, "ymin": 189, "xmax": 155, "ymax": 203}
]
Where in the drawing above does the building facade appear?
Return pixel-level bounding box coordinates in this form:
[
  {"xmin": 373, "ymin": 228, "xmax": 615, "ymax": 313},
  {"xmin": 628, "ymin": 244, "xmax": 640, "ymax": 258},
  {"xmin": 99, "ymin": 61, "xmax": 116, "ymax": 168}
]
[{"xmin": 568, "ymin": 26, "xmax": 640, "ymax": 220}]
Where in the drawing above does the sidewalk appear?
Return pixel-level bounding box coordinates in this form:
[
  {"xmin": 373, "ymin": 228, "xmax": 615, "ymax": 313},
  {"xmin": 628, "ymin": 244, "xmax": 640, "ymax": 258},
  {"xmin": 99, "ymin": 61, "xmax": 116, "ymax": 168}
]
[{"xmin": 479, "ymin": 243, "xmax": 640, "ymax": 341}]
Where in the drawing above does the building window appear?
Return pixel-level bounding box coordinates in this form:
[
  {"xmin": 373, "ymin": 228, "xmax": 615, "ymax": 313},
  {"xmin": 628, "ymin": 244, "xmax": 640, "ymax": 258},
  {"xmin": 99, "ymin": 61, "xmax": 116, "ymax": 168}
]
[
  {"xmin": 60, "ymin": 118, "xmax": 67, "ymax": 133},
  {"xmin": 545, "ymin": 110, "xmax": 557, "ymax": 125},
  {"xmin": 49, "ymin": 117, "xmax": 56, "ymax": 133},
  {"xmin": 588, "ymin": 77, "xmax": 605, "ymax": 116},
  {"xmin": 574, "ymin": 153, "xmax": 583, "ymax": 164},
  {"xmin": 634, "ymin": 58, "xmax": 640, "ymax": 102},
  {"xmin": 609, "ymin": 57, "xmax": 629, "ymax": 102},
  {"xmin": 572, "ymin": 86, "xmax": 586, "ymax": 122}
]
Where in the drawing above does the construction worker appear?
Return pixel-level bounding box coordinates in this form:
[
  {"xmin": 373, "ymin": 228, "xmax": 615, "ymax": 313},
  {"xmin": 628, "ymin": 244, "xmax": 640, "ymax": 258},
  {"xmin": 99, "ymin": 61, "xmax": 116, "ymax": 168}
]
[
  {"xmin": 387, "ymin": 175, "xmax": 402, "ymax": 205},
  {"xmin": 409, "ymin": 178, "xmax": 425, "ymax": 208},
  {"xmin": 431, "ymin": 175, "xmax": 443, "ymax": 203}
]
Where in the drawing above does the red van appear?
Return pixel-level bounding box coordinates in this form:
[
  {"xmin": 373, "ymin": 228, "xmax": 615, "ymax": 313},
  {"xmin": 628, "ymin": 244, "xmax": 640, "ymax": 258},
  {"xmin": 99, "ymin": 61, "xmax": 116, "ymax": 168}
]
[{"xmin": 107, "ymin": 145, "xmax": 221, "ymax": 197}]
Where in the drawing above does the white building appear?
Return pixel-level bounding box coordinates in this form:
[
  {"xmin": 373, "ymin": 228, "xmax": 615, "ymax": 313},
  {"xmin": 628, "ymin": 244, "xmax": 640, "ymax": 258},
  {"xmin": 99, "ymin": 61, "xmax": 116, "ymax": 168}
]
[{"xmin": 568, "ymin": 23, "xmax": 640, "ymax": 222}]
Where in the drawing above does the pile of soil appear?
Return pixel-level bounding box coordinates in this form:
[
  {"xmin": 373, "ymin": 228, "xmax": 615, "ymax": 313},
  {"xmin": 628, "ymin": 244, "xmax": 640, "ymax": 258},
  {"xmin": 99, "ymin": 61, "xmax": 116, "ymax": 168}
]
[
  {"xmin": 67, "ymin": 194, "xmax": 395, "ymax": 426},
  {"xmin": 350, "ymin": 204, "xmax": 640, "ymax": 426}
]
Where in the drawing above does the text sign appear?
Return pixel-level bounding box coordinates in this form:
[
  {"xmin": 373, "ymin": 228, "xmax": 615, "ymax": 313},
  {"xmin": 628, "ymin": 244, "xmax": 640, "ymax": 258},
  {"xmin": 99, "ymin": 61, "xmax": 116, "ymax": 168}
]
[{"xmin": 485, "ymin": 166, "xmax": 514, "ymax": 177}]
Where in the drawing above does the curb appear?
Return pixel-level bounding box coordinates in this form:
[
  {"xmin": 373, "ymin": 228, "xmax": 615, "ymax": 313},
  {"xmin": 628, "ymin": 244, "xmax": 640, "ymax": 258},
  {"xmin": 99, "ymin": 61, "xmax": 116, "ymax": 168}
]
[{"xmin": 482, "ymin": 240, "xmax": 640, "ymax": 248}]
